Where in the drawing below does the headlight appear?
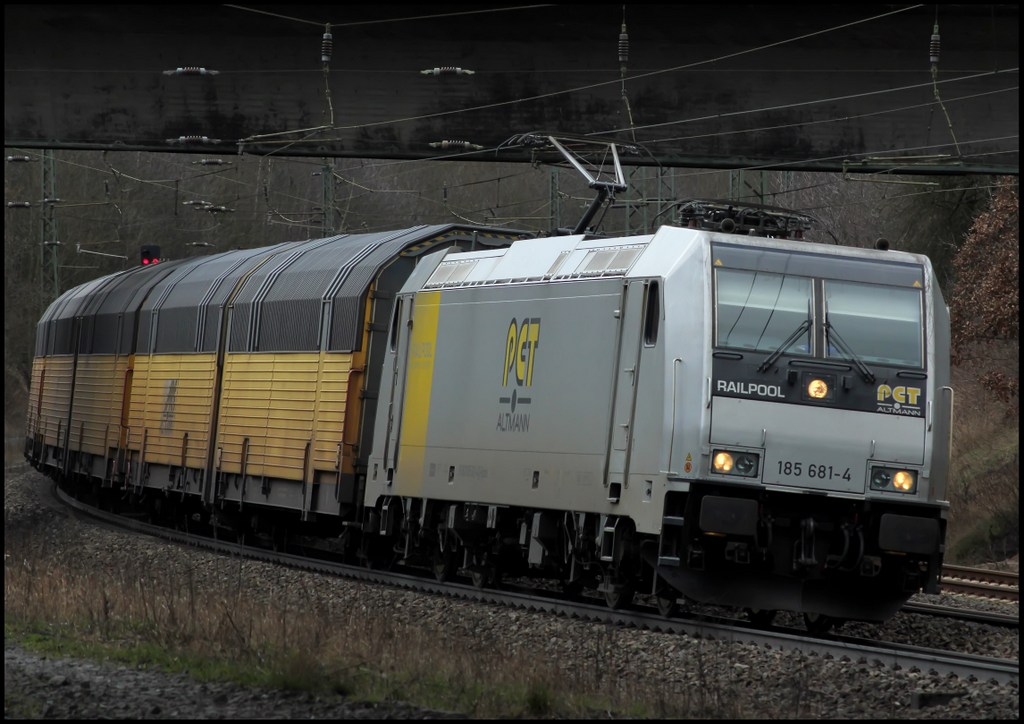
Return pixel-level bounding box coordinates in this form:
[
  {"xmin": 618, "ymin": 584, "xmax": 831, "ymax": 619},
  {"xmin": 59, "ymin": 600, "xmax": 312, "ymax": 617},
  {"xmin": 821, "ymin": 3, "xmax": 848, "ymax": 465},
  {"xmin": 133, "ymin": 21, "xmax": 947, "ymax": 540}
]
[
  {"xmin": 713, "ymin": 451, "xmax": 734, "ymax": 472},
  {"xmin": 712, "ymin": 449, "xmax": 760, "ymax": 478},
  {"xmin": 892, "ymin": 470, "xmax": 914, "ymax": 491},
  {"xmin": 807, "ymin": 378, "xmax": 829, "ymax": 399},
  {"xmin": 801, "ymin": 372, "xmax": 835, "ymax": 402},
  {"xmin": 870, "ymin": 466, "xmax": 918, "ymax": 494}
]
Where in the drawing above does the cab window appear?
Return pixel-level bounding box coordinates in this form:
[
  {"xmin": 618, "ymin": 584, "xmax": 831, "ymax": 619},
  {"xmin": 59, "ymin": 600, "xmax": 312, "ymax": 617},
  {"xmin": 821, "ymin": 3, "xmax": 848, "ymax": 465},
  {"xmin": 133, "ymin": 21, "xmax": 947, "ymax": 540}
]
[
  {"xmin": 824, "ymin": 281, "xmax": 923, "ymax": 368},
  {"xmin": 715, "ymin": 269, "xmax": 812, "ymax": 354}
]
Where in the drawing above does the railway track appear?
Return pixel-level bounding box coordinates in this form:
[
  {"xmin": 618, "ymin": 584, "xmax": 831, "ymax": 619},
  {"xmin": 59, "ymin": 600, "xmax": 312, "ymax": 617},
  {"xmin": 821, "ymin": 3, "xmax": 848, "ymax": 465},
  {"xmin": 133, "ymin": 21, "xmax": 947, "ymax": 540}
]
[
  {"xmin": 901, "ymin": 600, "xmax": 1018, "ymax": 628},
  {"xmin": 53, "ymin": 483, "xmax": 1019, "ymax": 685},
  {"xmin": 941, "ymin": 564, "xmax": 1020, "ymax": 602}
]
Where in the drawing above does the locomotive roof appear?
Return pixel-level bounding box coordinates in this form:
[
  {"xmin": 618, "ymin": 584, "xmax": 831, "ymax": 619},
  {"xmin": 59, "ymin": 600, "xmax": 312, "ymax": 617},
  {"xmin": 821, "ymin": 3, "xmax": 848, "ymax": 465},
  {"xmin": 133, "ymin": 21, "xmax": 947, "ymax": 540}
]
[{"xmin": 420, "ymin": 224, "xmax": 931, "ymax": 291}]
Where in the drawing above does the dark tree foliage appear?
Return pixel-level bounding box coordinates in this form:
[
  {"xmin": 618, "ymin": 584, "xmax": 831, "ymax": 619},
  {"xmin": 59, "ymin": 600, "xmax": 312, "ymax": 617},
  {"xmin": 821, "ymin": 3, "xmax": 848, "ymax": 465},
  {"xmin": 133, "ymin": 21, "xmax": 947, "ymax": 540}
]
[{"xmin": 950, "ymin": 180, "xmax": 1019, "ymax": 408}]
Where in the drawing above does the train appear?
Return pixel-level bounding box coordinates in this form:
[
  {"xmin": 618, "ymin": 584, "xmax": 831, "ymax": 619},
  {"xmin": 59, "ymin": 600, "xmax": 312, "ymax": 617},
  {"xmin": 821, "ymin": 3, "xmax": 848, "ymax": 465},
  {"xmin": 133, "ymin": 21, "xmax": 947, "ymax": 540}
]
[{"xmin": 24, "ymin": 208, "xmax": 953, "ymax": 631}]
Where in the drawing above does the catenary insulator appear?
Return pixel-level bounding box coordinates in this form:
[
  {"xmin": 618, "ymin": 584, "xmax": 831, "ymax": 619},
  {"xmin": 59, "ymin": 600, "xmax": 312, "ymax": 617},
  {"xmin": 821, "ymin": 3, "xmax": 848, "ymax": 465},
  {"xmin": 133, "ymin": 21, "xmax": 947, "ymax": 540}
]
[
  {"xmin": 429, "ymin": 140, "xmax": 484, "ymax": 150},
  {"xmin": 421, "ymin": 67, "xmax": 475, "ymax": 76},
  {"xmin": 166, "ymin": 136, "xmax": 222, "ymax": 144},
  {"xmin": 929, "ymin": 23, "xmax": 940, "ymax": 65},
  {"xmin": 618, "ymin": 23, "xmax": 629, "ymax": 65},
  {"xmin": 321, "ymin": 27, "xmax": 333, "ymax": 64},
  {"xmin": 163, "ymin": 67, "xmax": 219, "ymax": 76}
]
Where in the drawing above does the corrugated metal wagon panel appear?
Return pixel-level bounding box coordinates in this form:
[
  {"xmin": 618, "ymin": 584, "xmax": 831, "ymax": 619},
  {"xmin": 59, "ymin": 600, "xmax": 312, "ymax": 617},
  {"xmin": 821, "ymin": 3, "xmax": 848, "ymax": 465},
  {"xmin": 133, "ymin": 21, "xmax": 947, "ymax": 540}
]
[
  {"xmin": 25, "ymin": 358, "xmax": 45, "ymax": 437},
  {"xmin": 227, "ymin": 242, "xmax": 332, "ymax": 353},
  {"xmin": 311, "ymin": 354, "xmax": 356, "ymax": 474},
  {"xmin": 217, "ymin": 353, "xmax": 319, "ymax": 480},
  {"xmin": 257, "ymin": 298, "xmax": 320, "ymax": 351},
  {"xmin": 36, "ymin": 356, "xmax": 75, "ymax": 447},
  {"xmin": 221, "ymin": 226, "xmax": 529, "ymax": 354},
  {"xmin": 68, "ymin": 355, "xmax": 122, "ymax": 455},
  {"xmin": 127, "ymin": 354, "xmax": 217, "ymax": 471},
  {"xmin": 140, "ymin": 355, "xmax": 217, "ymax": 467},
  {"xmin": 126, "ymin": 354, "xmax": 151, "ymax": 452},
  {"xmin": 82, "ymin": 268, "xmax": 155, "ymax": 355},
  {"xmin": 39, "ymin": 276, "xmax": 111, "ymax": 355},
  {"xmin": 196, "ymin": 244, "xmax": 294, "ymax": 353},
  {"xmin": 215, "ymin": 351, "xmax": 362, "ymax": 482},
  {"xmin": 135, "ymin": 245, "xmax": 294, "ymax": 354}
]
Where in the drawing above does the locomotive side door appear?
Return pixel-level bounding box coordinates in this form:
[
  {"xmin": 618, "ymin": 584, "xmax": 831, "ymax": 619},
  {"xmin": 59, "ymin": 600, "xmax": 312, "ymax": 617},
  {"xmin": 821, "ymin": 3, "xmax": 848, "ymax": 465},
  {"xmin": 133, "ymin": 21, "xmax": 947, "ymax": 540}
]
[
  {"xmin": 605, "ymin": 280, "xmax": 647, "ymax": 497},
  {"xmin": 382, "ymin": 295, "xmax": 413, "ymax": 478}
]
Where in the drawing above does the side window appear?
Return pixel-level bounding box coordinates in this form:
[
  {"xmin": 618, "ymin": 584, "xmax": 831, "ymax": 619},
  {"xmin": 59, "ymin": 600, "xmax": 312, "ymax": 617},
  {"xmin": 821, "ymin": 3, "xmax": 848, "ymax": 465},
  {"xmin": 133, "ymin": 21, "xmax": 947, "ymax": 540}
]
[
  {"xmin": 389, "ymin": 299, "xmax": 403, "ymax": 351},
  {"xmin": 643, "ymin": 281, "xmax": 660, "ymax": 346}
]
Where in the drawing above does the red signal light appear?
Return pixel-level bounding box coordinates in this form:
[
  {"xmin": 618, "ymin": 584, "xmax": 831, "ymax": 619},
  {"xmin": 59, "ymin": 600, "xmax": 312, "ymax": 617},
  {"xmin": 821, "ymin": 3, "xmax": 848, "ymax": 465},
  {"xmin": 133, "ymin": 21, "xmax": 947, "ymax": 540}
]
[{"xmin": 140, "ymin": 245, "xmax": 161, "ymax": 266}]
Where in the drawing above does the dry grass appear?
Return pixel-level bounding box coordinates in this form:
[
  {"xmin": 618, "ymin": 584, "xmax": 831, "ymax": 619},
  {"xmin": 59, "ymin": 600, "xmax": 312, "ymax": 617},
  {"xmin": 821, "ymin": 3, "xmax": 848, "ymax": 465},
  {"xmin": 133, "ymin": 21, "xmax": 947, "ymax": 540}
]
[{"xmin": 3, "ymin": 522, "xmax": 745, "ymax": 718}]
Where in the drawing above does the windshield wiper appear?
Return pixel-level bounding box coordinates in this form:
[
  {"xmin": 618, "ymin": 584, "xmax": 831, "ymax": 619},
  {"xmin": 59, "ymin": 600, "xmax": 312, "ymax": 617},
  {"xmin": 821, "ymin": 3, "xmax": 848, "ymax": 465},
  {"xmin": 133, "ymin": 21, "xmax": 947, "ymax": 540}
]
[
  {"xmin": 825, "ymin": 317, "xmax": 875, "ymax": 383},
  {"xmin": 757, "ymin": 318, "xmax": 812, "ymax": 373}
]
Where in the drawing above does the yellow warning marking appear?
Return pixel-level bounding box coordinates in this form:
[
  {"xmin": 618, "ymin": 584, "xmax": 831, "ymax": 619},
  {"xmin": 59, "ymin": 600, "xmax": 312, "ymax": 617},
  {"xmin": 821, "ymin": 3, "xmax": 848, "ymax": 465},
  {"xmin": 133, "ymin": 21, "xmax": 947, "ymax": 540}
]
[{"xmin": 397, "ymin": 291, "xmax": 441, "ymax": 494}]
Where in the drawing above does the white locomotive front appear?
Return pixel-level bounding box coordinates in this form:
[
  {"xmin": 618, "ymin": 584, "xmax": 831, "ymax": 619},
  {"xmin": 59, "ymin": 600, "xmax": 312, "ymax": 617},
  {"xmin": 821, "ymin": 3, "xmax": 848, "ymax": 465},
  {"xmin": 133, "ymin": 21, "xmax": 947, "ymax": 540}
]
[{"xmin": 656, "ymin": 233, "xmax": 951, "ymax": 626}]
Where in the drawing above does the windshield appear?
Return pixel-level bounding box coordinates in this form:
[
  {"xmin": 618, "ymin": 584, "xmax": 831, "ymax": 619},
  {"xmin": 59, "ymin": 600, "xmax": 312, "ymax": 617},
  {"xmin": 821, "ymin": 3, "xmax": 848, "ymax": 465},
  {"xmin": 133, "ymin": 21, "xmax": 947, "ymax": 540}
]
[
  {"xmin": 715, "ymin": 269, "xmax": 812, "ymax": 354},
  {"xmin": 824, "ymin": 281, "xmax": 923, "ymax": 368}
]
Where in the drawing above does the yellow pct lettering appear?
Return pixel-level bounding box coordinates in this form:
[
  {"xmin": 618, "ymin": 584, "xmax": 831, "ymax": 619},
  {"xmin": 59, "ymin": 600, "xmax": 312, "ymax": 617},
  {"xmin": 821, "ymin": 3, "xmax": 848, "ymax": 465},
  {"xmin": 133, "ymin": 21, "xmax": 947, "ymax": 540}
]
[
  {"xmin": 503, "ymin": 320, "xmax": 518, "ymax": 386},
  {"xmin": 502, "ymin": 317, "xmax": 542, "ymax": 387},
  {"xmin": 517, "ymin": 322, "xmax": 529, "ymax": 385},
  {"xmin": 894, "ymin": 386, "xmax": 921, "ymax": 405},
  {"xmin": 526, "ymin": 318, "xmax": 540, "ymax": 386},
  {"xmin": 876, "ymin": 384, "xmax": 922, "ymax": 406}
]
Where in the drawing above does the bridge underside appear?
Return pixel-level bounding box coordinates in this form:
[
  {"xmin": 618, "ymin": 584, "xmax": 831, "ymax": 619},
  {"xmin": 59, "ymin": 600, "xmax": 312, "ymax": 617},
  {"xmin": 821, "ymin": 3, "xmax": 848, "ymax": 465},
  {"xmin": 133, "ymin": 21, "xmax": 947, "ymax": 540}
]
[{"xmin": 3, "ymin": 4, "xmax": 1019, "ymax": 174}]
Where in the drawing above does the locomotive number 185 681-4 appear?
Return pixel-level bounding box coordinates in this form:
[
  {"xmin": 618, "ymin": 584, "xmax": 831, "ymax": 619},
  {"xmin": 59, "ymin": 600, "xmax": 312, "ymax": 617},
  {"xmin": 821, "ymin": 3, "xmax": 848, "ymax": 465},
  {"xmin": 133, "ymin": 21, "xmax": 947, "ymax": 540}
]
[{"xmin": 776, "ymin": 460, "xmax": 852, "ymax": 481}]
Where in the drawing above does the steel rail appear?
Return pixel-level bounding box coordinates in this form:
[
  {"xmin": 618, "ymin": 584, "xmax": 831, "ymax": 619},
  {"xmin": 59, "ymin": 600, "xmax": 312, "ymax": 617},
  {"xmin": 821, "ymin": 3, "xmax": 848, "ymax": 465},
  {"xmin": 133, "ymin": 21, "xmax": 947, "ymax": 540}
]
[
  {"xmin": 900, "ymin": 601, "xmax": 1018, "ymax": 629},
  {"xmin": 941, "ymin": 564, "xmax": 1020, "ymax": 603}
]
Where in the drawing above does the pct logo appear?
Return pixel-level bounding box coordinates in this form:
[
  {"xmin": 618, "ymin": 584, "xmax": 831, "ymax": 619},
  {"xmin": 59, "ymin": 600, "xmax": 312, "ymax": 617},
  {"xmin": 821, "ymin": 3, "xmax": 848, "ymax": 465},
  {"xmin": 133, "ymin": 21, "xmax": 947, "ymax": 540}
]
[
  {"xmin": 876, "ymin": 384, "xmax": 923, "ymax": 417},
  {"xmin": 497, "ymin": 317, "xmax": 540, "ymax": 433}
]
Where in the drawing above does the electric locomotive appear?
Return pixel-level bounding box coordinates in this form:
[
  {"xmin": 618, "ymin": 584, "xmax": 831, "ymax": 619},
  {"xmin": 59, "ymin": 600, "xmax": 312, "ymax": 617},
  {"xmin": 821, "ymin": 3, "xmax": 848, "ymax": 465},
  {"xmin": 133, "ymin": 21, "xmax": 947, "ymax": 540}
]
[{"xmin": 361, "ymin": 220, "xmax": 952, "ymax": 627}]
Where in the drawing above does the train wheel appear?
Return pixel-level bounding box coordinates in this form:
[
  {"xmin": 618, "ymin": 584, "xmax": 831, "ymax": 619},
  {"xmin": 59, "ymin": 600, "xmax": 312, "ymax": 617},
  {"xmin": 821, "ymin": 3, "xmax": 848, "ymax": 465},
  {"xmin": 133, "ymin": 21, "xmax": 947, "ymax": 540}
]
[
  {"xmin": 747, "ymin": 609, "xmax": 777, "ymax": 627},
  {"xmin": 656, "ymin": 590, "xmax": 678, "ymax": 618},
  {"xmin": 470, "ymin": 563, "xmax": 500, "ymax": 589},
  {"xmin": 803, "ymin": 612, "xmax": 838, "ymax": 634},
  {"xmin": 603, "ymin": 580, "xmax": 635, "ymax": 609},
  {"xmin": 470, "ymin": 568, "xmax": 489, "ymax": 589},
  {"xmin": 432, "ymin": 550, "xmax": 456, "ymax": 582},
  {"xmin": 468, "ymin": 551, "xmax": 499, "ymax": 589}
]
